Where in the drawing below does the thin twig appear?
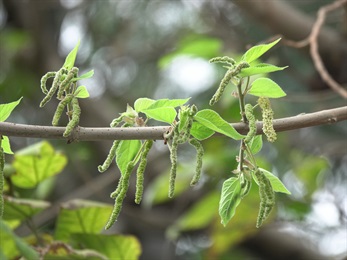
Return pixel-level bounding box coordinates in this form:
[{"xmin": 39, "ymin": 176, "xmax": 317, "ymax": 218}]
[
  {"xmin": 0, "ymin": 106, "xmax": 346, "ymax": 141},
  {"xmin": 278, "ymin": 0, "xmax": 347, "ymax": 99}
]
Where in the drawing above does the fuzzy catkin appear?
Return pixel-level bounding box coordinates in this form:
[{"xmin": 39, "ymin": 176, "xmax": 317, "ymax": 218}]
[
  {"xmin": 258, "ymin": 97, "xmax": 277, "ymax": 142},
  {"xmin": 40, "ymin": 68, "xmax": 64, "ymax": 107},
  {"xmin": 57, "ymin": 67, "xmax": 78, "ymax": 99},
  {"xmin": 52, "ymin": 94, "xmax": 74, "ymax": 126},
  {"xmin": 209, "ymin": 56, "xmax": 236, "ymax": 66},
  {"xmin": 168, "ymin": 128, "xmax": 179, "ymax": 198},
  {"xmin": 98, "ymin": 140, "xmax": 121, "ymax": 173},
  {"xmin": 135, "ymin": 140, "xmax": 153, "ymax": 204},
  {"xmin": 209, "ymin": 69, "xmax": 233, "ymax": 106},
  {"xmin": 40, "ymin": 71, "xmax": 56, "ymax": 95},
  {"xmin": 105, "ymin": 161, "xmax": 135, "ymax": 229},
  {"xmin": 255, "ymin": 169, "xmax": 275, "ymax": 228},
  {"xmin": 63, "ymin": 97, "xmax": 81, "ymax": 137},
  {"xmin": 244, "ymin": 104, "xmax": 256, "ymax": 143},
  {"xmin": 189, "ymin": 138, "xmax": 204, "ymax": 186}
]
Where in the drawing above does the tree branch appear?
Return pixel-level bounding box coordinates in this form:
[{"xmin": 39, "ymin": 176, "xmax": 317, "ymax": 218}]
[{"xmin": 1, "ymin": 107, "xmax": 346, "ymax": 142}]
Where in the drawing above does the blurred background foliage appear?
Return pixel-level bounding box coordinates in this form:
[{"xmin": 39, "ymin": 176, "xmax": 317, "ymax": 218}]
[{"xmin": 0, "ymin": 0, "xmax": 346, "ymax": 259}]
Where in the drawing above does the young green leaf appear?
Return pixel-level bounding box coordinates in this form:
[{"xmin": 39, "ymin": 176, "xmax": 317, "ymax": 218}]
[
  {"xmin": 239, "ymin": 63, "xmax": 288, "ymax": 77},
  {"xmin": 248, "ymin": 78, "xmax": 286, "ymax": 98},
  {"xmin": 1, "ymin": 136, "xmax": 13, "ymax": 154},
  {"xmin": 248, "ymin": 135, "xmax": 263, "ymax": 155},
  {"xmin": 194, "ymin": 109, "xmax": 244, "ymax": 140},
  {"xmin": 116, "ymin": 140, "xmax": 141, "ymax": 175},
  {"xmin": 219, "ymin": 177, "xmax": 242, "ymax": 226},
  {"xmin": 142, "ymin": 107, "xmax": 177, "ymax": 124},
  {"xmin": 75, "ymin": 86, "xmax": 90, "ymax": 98},
  {"xmin": 63, "ymin": 40, "xmax": 80, "ymax": 70},
  {"xmin": 143, "ymin": 98, "xmax": 190, "ymax": 111},
  {"xmin": 71, "ymin": 69, "xmax": 94, "ymax": 81},
  {"xmin": 0, "ymin": 97, "xmax": 23, "ymax": 122},
  {"xmin": 190, "ymin": 122, "xmax": 215, "ymax": 140},
  {"xmin": 241, "ymin": 38, "xmax": 281, "ymax": 64},
  {"xmin": 134, "ymin": 98, "xmax": 156, "ymax": 112},
  {"xmin": 259, "ymin": 168, "xmax": 291, "ymax": 194}
]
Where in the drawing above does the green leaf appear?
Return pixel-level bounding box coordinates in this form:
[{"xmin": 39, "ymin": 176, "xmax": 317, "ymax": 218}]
[
  {"xmin": 63, "ymin": 40, "xmax": 80, "ymax": 69},
  {"xmin": 259, "ymin": 168, "xmax": 291, "ymax": 194},
  {"xmin": 11, "ymin": 141, "xmax": 68, "ymax": 188},
  {"xmin": 0, "ymin": 97, "xmax": 23, "ymax": 122},
  {"xmin": 75, "ymin": 86, "xmax": 90, "ymax": 99},
  {"xmin": 71, "ymin": 234, "xmax": 141, "ymax": 260},
  {"xmin": 143, "ymin": 98, "xmax": 190, "ymax": 111},
  {"xmin": 1, "ymin": 136, "xmax": 13, "ymax": 154},
  {"xmin": 241, "ymin": 38, "xmax": 281, "ymax": 64},
  {"xmin": 248, "ymin": 135, "xmax": 262, "ymax": 155},
  {"xmin": 72, "ymin": 70, "xmax": 94, "ymax": 81},
  {"xmin": 134, "ymin": 98, "xmax": 155, "ymax": 112},
  {"xmin": 248, "ymin": 78, "xmax": 286, "ymax": 98},
  {"xmin": 116, "ymin": 140, "xmax": 141, "ymax": 175},
  {"xmin": 194, "ymin": 109, "xmax": 244, "ymax": 140},
  {"xmin": 219, "ymin": 177, "xmax": 242, "ymax": 226},
  {"xmin": 54, "ymin": 199, "xmax": 113, "ymax": 242},
  {"xmin": 190, "ymin": 122, "xmax": 215, "ymax": 140},
  {"xmin": 135, "ymin": 98, "xmax": 190, "ymax": 123},
  {"xmin": 142, "ymin": 107, "xmax": 177, "ymax": 124},
  {"xmin": 3, "ymin": 197, "xmax": 50, "ymax": 222},
  {"xmin": 0, "ymin": 219, "xmax": 40, "ymax": 260},
  {"xmin": 239, "ymin": 63, "xmax": 287, "ymax": 77}
]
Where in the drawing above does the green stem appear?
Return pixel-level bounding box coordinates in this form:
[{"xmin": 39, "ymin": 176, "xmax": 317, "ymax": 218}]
[{"xmin": 237, "ymin": 79, "xmax": 247, "ymax": 123}]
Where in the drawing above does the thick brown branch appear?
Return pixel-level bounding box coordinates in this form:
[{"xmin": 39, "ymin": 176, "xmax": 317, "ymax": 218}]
[{"xmin": 1, "ymin": 107, "xmax": 346, "ymax": 142}]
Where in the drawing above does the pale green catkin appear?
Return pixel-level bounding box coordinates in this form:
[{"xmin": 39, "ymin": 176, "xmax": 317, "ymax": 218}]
[
  {"xmin": 209, "ymin": 56, "xmax": 236, "ymax": 66},
  {"xmin": 57, "ymin": 67, "xmax": 79, "ymax": 99},
  {"xmin": 40, "ymin": 68, "xmax": 64, "ymax": 107},
  {"xmin": 135, "ymin": 140, "xmax": 153, "ymax": 204},
  {"xmin": 168, "ymin": 127, "xmax": 179, "ymax": 198},
  {"xmin": 189, "ymin": 138, "xmax": 204, "ymax": 186},
  {"xmin": 0, "ymin": 147, "xmax": 4, "ymax": 218},
  {"xmin": 244, "ymin": 104, "xmax": 256, "ymax": 143},
  {"xmin": 98, "ymin": 140, "xmax": 121, "ymax": 173},
  {"xmin": 178, "ymin": 105, "xmax": 198, "ymax": 143},
  {"xmin": 255, "ymin": 169, "xmax": 275, "ymax": 228},
  {"xmin": 258, "ymin": 97, "xmax": 277, "ymax": 142},
  {"xmin": 209, "ymin": 69, "xmax": 233, "ymax": 106},
  {"xmin": 52, "ymin": 94, "xmax": 74, "ymax": 126},
  {"xmin": 105, "ymin": 161, "xmax": 135, "ymax": 229},
  {"xmin": 40, "ymin": 71, "xmax": 56, "ymax": 95},
  {"xmin": 63, "ymin": 97, "xmax": 81, "ymax": 137}
]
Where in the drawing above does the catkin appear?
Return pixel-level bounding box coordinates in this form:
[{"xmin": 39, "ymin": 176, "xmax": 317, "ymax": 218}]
[
  {"xmin": 0, "ymin": 147, "xmax": 4, "ymax": 218},
  {"xmin": 209, "ymin": 56, "xmax": 236, "ymax": 66},
  {"xmin": 52, "ymin": 94, "xmax": 74, "ymax": 126},
  {"xmin": 40, "ymin": 68, "xmax": 65, "ymax": 107},
  {"xmin": 63, "ymin": 97, "xmax": 81, "ymax": 137},
  {"xmin": 209, "ymin": 69, "xmax": 233, "ymax": 106},
  {"xmin": 40, "ymin": 71, "xmax": 56, "ymax": 95},
  {"xmin": 244, "ymin": 104, "xmax": 256, "ymax": 143},
  {"xmin": 189, "ymin": 138, "xmax": 204, "ymax": 186},
  {"xmin": 98, "ymin": 140, "xmax": 121, "ymax": 173},
  {"xmin": 105, "ymin": 161, "xmax": 135, "ymax": 229},
  {"xmin": 258, "ymin": 97, "xmax": 277, "ymax": 142},
  {"xmin": 57, "ymin": 67, "xmax": 79, "ymax": 99},
  {"xmin": 255, "ymin": 169, "xmax": 275, "ymax": 228},
  {"xmin": 135, "ymin": 140, "xmax": 153, "ymax": 204},
  {"xmin": 168, "ymin": 127, "xmax": 179, "ymax": 198}
]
